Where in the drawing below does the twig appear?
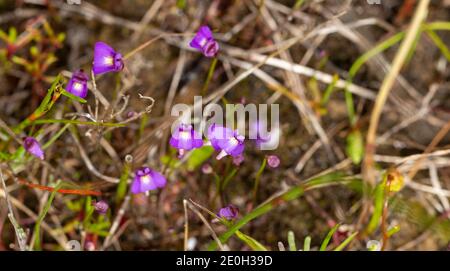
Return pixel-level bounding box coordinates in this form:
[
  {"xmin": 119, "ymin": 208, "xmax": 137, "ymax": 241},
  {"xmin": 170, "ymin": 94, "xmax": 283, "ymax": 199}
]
[
  {"xmin": 363, "ymin": 0, "xmax": 431, "ymax": 185},
  {"xmin": 186, "ymin": 200, "xmax": 226, "ymax": 251},
  {"xmin": 130, "ymin": 0, "xmax": 164, "ymax": 42},
  {"xmin": 102, "ymin": 194, "xmax": 131, "ymax": 249},
  {"xmin": 407, "ymin": 120, "xmax": 450, "ymax": 180},
  {"xmin": 90, "ymin": 70, "xmax": 110, "ymax": 111},
  {"xmin": 70, "ymin": 128, "xmax": 119, "ymax": 183},
  {"xmin": 0, "ymin": 167, "xmax": 28, "ymax": 251},
  {"xmin": 183, "ymin": 199, "xmax": 189, "ymax": 251}
]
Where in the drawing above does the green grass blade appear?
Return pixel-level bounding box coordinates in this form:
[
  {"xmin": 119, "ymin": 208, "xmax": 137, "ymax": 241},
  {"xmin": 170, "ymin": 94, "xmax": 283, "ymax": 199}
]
[
  {"xmin": 288, "ymin": 231, "xmax": 297, "ymax": 251},
  {"xmin": 33, "ymin": 181, "xmax": 63, "ymax": 251},
  {"xmin": 61, "ymin": 89, "xmax": 87, "ymax": 103},
  {"xmin": 235, "ymin": 231, "xmax": 268, "ymax": 251},
  {"xmin": 32, "ymin": 119, "xmax": 126, "ymax": 127},
  {"xmin": 333, "ymin": 232, "xmax": 358, "ymax": 251},
  {"xmin": 425, "ymin": 30, "xmax": 450, "ymax": 62},
  {"xmin": 366, "ymin": 182, "xmax": 385, "ymax": 235},
  {"xmin": 303, "ymin": 236, "xmax": 311, "ymax": 251},
  {"xmin": 319, "ymin": 224, "xmax": 340, "ymax": 251}
]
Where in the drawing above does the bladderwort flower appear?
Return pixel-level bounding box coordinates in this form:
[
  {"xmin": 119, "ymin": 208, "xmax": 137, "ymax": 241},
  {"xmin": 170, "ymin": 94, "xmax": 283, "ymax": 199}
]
[
  {"xmin": 267, "ymin": 155, "xmax": 280, "ymax": 168},
  {"xmin": 92, "ymin": 200, "xmax": 109, "ymax": 215},
  {"xmin": 218, "ymin": 205, "xmax": 239, "ymax": 220},
  {"xmin": 189, "ymin": 25, "xmax": 219, "ymax": 58},
  {"xmin": 207, "ymin": 124, "xmax": 245, "ymax": 160},
  {"xmin": 23, "ymin": 137, "xmax": 44, "ymax": 160},
  {"xmin": 169, "ymin": 123, "xmax": 203, "ymax": 157},
  {"xmin": 131, "ymin": 167, "xmax": 166, "ymax": 194},
  {"xmin": 92, "ymin": 41, "xmax": 124, "ymax": 75},
  {"xmin": 66, "ymin": 69, "xmax": 88, "ymax": 98}
]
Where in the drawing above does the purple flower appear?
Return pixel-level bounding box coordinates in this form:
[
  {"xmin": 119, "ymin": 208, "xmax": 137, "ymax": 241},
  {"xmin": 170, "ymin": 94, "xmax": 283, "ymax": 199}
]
[
  {"xmin": 169, "ymin": 123, "xmax": 203, "ymax": 157},
  {"xmin": 66, "ymin": 69, "xmax": 88, "ymax": 98},
  {"xmin": 218, "ymin": 205, "xmax": 239, "ymax": 220},
  {"xmin": 207, "ymin": 124, "xmax": 245, "ymax": 160},
  {"xmin": 92, "ymin": 41, "xmax": 124, "ymax": 75},
  {"xmin": 23, "ymin": 137, "xmax": 44, "ymax": 160},
  {"xmin": 131, "ymin": 167, "xmax": 166, "ymax": 194},
  {"xmin": 267, "ymin": 155, "xmax": 280, "ymax": 168},
  {"xmin": 92, "ymin": 200, "xmax": 109, "ymax": 215},
  {"xmin": 189, "ymin": 25, "xmax": 219, "ymax": 58}
]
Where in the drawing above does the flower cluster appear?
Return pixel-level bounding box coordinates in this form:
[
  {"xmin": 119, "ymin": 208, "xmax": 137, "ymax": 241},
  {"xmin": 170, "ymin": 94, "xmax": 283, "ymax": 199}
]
[
  {"xmin": 66, "ymin": 42, "xmax": 124, "ymax": 98},
  {"xmin": 169, "ymin": 123, "xmax": 245, "ymax": 161},
  {"xmin": 208, "ymin": 124, "xmax": 245, "ymax": 160},
  {"xmin": 21, "ymin": 26, "xmax": 223, "ymax": 217}
]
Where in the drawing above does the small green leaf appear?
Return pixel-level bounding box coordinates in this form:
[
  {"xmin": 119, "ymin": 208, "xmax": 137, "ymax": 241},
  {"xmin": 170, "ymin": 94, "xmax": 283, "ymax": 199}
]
[
  {"xmin": 30, "ymin": 46, "xmax": 39, "ymax": 57},
  {"xmin": 176, "ymin": 0, "xmax": 186, "ymax": 9},
  {"xmin": 387, "ymin": 225, "xmax": 400, "ymax": 237},
  {"xmin": 9, "ymin": 27, "xmax": 17, "ymax": 42},
  {"xmin": 57, "ymin": 33, "xmax": 66, "ymax": 43},
  {"xmin": 346, "ymin": 129, "xmax": 364, "ymax": 165},
  {"xmin": 11, "ymin": 56, "xmax": 28, "ymax": 66},
  {"xmin": 186, "ymin": 146, "xmax": 214, "ymax": 171},
  {"xmin": 0, "ymin": 29, "xmax": 9, "ymax": 43},
  {"xmin": 293, "ymin": 0, "xmax": 305, "ymax": 9}
]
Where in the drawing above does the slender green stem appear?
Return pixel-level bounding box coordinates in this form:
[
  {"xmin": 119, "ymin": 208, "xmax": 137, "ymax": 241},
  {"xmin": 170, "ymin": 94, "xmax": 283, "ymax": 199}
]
[
  {"xmin": 14, "ymin": 74, "xmax": 64, "ymax": 133},
  {"xmin": 116, "ymin": 157, "xmax": 132, "ymax": 205},
  {"xmin": 253, "ymin": 158, "xmax": 267, "ymax": 203},
  {"xmin": 221, "ymin": 168, "xmax": 238, "ymax": 191},
  {"xmin": 345, "ymin": 89, "xmax": 356, "ymax": 126},
  {"xmin": 201, "ymin": 58, "xmax": 218, "ymax": 96},
  {"xmin": 42, "ymin": 123, "xmax": 71, "ymax": 149},
  {"xmin": 425, "ymin": 30, "xmax": 450, "ymax": 62},
  {"xmin": 32, "ymin": 119, "xmax": 125, "ymax": 127},
  {"xmin": 320, "ymin": 74, "xmax": 339, "ymax": 106},
  {"xmin": 33, "ymin": 181, "xmax": 63, "ymax": 251}
]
